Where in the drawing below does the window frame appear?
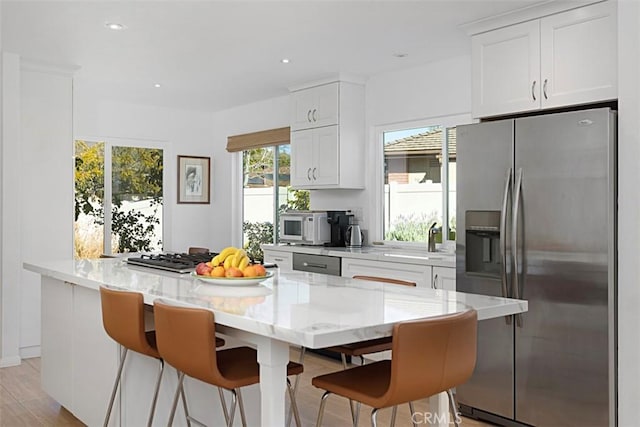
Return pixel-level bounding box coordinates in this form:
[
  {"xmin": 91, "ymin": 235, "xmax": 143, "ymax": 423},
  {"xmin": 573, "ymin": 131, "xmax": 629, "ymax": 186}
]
[
  {"xmin": 371, "ymin": 113, "xmax": 471, "ymax": 248},
  {"xmin": 237, "ymin": 143, "xmax": 295, "ymax": 251},
  {"xmin": 74, "ymin": 136, "xmax": 169, "ymax": 256}
]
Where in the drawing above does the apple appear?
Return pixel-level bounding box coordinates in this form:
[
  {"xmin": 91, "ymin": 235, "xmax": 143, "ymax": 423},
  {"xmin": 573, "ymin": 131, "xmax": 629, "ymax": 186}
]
[{"xmin": 195, "ymin": 262, "xmax": 212, "ymax": 276}]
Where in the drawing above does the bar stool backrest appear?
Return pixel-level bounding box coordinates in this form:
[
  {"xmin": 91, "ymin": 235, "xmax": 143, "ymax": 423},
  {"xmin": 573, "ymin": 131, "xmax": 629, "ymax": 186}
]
[
  {"xmin": 99, "ymin": 286, "xmax": 158, "ymax": 359},
  {"xmin": 153, "ymin": 300, "xmax": 224, "ymax": 386},
  {"xmin": 379, "ymin": 309, "xmax": 477, "ymax": 408}
]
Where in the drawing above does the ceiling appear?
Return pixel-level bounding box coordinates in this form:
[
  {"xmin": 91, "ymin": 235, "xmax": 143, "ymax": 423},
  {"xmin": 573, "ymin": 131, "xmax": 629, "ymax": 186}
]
[{"xmin": 2, "ymin": 0, "xmax": 546, "ymax": 113}]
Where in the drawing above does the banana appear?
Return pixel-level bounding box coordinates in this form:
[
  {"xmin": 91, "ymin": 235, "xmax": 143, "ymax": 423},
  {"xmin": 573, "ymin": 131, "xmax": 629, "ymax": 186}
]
[
  {"xmin": 218, "ymin": 246, "xmax": 237, "ymax": 260},
  {"xmin": 224, "ymin": 254, "xmax": 235, "ymax": 270},
  {"xmin": 238, "ymin": 255, "xmax": 250, "ymax": 271},
  {"xmin": 232, "ymin": 253, "xmax": 247, "ymax": 269},
  {"xmin": 212, "ymin": 246, "xmax": 238, "ymax": 266}
]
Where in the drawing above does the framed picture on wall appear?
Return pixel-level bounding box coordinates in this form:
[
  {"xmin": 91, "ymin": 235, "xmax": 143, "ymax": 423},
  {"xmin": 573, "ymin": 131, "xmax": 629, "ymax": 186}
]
[{"xmin": 178, "ymin": 155, "xmax": 211, "ymax": 204}]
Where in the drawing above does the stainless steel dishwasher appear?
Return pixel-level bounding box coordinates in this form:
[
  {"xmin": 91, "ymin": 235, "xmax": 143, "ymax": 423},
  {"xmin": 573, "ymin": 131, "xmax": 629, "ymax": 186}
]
[
  {"xmin": 291, "ymin": 252, "xmax": 345, "ymax": 361},
  {"xmin": 292, "ymin": 253, "xmax": 341, "ymax": 276}
]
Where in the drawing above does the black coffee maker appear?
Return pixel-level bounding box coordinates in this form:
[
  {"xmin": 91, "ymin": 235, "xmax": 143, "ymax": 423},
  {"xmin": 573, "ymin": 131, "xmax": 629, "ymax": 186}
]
[{"xmin": 326, "ymin": 210, "xmax": 353, "ymax": 247}]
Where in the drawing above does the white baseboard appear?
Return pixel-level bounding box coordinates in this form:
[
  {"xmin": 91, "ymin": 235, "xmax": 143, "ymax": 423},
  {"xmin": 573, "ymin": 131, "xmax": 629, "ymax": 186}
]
[
  {"xmin": 19, "ymin": 345, "xmax": 41, "ymax": 359},
  {"xmin": 0, "ymin": 355, "xmax": 22, "ymax": 368}
]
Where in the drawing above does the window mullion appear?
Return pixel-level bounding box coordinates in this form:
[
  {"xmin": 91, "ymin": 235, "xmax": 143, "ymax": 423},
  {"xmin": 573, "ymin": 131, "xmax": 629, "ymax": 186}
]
[
  {"xmin": 442, "ymin": 128, "xmax": 449, "ymax": 242},
  {"xmin": 273, "ymin": 146, "xmax": 279, "ymax": 244},
  {"xmin": 103, "ymin": 144, "xmax": 113, "ymax": 255}
]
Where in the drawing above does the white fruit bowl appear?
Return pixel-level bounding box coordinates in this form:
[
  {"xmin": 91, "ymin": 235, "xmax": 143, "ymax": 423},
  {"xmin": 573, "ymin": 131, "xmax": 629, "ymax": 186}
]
[{"xmin": 190, "ymin": 270, "xmax": 273, "ymax": 286}]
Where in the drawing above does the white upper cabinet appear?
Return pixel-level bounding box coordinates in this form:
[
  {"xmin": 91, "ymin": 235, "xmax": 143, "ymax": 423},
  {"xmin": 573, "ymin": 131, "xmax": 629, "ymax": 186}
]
[
  {"xmin": 290, "ymin": 80, "xmax": 365, "ymax": 189},
  {"xmin": 290, "ymin": 83, "xmax": 339, "ymax": 131},
  {"xmin": 540, "ymin": 2, "xmax": 617, "ymax": 109},
  {"xmin": 291, "ymin": 125, "xmax": 339, "ymax": 187},
  {"xmin": 472, "ymin": 1, "xmax": 616, "ymax": 118},
  {"xmin": 472, "ymin": 20, "xmax": 541, "ymax": 118}
]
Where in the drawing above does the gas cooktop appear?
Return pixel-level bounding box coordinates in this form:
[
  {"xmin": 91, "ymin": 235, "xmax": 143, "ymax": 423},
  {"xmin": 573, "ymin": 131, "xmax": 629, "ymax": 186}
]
[{"xmin": 125, "ymin": 252, "xmax": 217, "ymax": 274}]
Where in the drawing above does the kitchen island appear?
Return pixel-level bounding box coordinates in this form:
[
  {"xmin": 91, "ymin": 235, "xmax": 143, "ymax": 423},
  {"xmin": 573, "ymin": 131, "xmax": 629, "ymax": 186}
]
[{"xmin": 24, "ymin": 258, "xmax": 526, "ymax": 426}]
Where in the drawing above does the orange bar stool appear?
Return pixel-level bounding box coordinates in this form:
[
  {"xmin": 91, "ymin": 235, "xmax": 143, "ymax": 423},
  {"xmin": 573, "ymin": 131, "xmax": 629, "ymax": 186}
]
[
  {"xmin": 312, "ymin": 310, "xmax": 478, "ymax": 427},
  {"xmin": 297, "ymin": 276, "xmax": 416, "ymax": 426},
  {"xmin": 99, "ymin": 286, "xmax": 224, "ymax": 427},
  {"xmin": 153, "ymin": 298, "xmax": 304, "ymax": 427},
  {"xmin": 326, "ymin": 275, "xmax": 416, "ymax": 365}
]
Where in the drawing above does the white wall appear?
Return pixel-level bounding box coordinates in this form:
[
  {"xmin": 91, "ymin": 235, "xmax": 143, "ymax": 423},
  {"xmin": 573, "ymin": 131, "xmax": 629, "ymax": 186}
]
[
  {"xmin": 74, "ymin": 86, "xmax": 290, "ymax": 252},
  {"xmin": 312, "ymin": 55, "xmax": 472, "ymax": 239},
  {"xmin": 208, "ymin": 95, "xmax": 290, "ymax": 248},
  {"xmin": 74, "ymin": 88, "xmax": 221, "ymax": 253}
]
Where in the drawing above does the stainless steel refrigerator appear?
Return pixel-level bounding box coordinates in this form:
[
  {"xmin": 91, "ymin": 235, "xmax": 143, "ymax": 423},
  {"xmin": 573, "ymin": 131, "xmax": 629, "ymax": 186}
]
[{"xmin": 456, "ymin": 108, "xmax": 616, "ymax": 427}]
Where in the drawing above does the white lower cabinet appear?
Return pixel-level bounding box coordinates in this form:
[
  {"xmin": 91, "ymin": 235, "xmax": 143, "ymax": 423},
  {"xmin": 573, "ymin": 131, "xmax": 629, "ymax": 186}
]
[
  {"xmin": 263, "ymin": 249, "xmax": 293, "ymax": 272},
  {"xmin": 341, "ymin": 258, "xmax": 432, "ymax": 288},
  {"xmin": 432, "ymin": 266, "xmax": 456, "ymax": 291}
]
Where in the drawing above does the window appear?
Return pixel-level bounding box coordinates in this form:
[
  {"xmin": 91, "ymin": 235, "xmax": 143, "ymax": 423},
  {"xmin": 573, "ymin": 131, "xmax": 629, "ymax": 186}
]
[
  {"xmin": 242, "ymin": 144, "xmax": 309, "ymax": 260},
  {"xmin": 74, "ymin": 140, "xmax": 164, "ymax": 258},
  {"xmin": 379, "ymin": 115, "xmax": 467, "ymax": 246}
]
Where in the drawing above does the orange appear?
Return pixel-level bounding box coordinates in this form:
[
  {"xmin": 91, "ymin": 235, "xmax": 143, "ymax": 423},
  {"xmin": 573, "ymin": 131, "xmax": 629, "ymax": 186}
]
[
  {"xmin": 211, "ymin": 266, "xmax": 225, "ymax": 277},
  {"xmin": 253, "ymin": 264, "xmax": 267, "ymax": 277},
  {"xmin": 243, "ymin": 265, "xmax": 257, "ymax": 277}
]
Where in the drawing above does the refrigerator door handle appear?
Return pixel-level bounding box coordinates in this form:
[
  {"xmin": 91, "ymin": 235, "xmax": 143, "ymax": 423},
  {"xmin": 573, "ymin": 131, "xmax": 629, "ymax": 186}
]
[
  {"xmin": 500, "ymin": 168, "xmax": 513, "ymax": 325},
  {"xmin": 512, "ymin": 168, "xmax": 524, "ymax": 328}
]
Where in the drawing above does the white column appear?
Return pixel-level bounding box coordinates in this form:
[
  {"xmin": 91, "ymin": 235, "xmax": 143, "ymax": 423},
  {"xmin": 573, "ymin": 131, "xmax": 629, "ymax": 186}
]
[
  {"xmin": 0, "ymin": 52, "xmax": 22, "ymax": 367},
  {"xmin": 18, "ymin": 59, "xmax": 78, "ymax": 359},
  {"xmin": 256, "ymin": 337, "xmax": 289, "ymax": 426},
  {"xmin": 617, "ymin": 1, "xmax": 640, "ymax": 426},
  {"xmin": 427, "ymin": 392, "xmax": 450, "ymax": 427}
]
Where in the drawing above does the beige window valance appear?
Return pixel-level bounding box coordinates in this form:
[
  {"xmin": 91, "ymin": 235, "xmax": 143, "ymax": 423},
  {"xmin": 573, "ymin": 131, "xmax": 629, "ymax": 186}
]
[{"xmin": 226, "ymin": 127, "xmax": 290, "ymax": 152}]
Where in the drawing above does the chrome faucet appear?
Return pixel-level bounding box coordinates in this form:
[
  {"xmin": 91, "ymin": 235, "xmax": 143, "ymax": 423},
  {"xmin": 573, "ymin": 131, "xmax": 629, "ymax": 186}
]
[{"xmin": 428, "ymin": 222, "xmax": 440, "ymax": 252}]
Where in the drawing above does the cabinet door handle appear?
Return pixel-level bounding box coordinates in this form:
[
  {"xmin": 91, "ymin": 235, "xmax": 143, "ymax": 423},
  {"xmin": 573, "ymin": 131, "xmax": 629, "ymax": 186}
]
[
  {"xmin": 274, "ymin": 257, "xmax": 284, "ymax": 262},
  {"xmin": 307, "ymin": 110, "xmax": 312, "ymax": 122},
  {"xmin": 531, "ymin": 80, "xmax": 537, "ymax": 101},
  {"xmin": 433, "ymin": 274, "xmax": 439, "ymax": 289},
  {"xmin": 312, "ymin": 167, "xmax": 317, "ymax": 180},
  {"xmin": 543, "ymin": 79, "xmax": 548, "ymax": 100},
  {"xmin": 312, "ymin": 109, "xmax": 317, "ymax": 122},
  {"xmin": 307, "ymin": 168, "xmax": 312, "ymax": 181}
]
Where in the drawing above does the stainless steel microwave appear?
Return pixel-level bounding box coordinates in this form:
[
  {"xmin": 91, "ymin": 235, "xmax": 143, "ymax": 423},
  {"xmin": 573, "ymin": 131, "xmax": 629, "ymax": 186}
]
[{"xmin": 279, "ymin": 211, "xmax": 330, "ymax": 245}]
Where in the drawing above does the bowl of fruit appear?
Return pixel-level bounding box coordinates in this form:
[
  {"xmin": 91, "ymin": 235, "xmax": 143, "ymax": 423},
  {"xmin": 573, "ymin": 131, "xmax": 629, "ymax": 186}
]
[{"xmin": 192, "ymin": 246, "xmax": 273, "ymax": 286}]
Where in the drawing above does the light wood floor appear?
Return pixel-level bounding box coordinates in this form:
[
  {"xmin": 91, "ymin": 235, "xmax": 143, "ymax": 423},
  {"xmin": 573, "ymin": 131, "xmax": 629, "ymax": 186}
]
[{"xmin": 0, "ymin": 351, "xmax": 492, "ymax": 426}]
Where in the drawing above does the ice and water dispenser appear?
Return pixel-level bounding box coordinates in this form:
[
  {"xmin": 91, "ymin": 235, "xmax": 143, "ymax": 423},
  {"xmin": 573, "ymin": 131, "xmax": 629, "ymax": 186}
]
[{"xmin": 465, "ymin": 211, "xmax": 502, "ymax": 277}]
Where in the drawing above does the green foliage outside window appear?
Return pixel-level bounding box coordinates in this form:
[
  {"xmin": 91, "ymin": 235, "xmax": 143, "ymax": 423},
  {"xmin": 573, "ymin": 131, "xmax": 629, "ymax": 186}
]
[
  {"xmin": 385, "ymin": 212, "xmax": 456, "ymax": 243},
  {"xmin": 74, "ymin": 141, "xmax": 163, "ymax": 255},
  {"xmin": 243, "ymin": 221, "xmax": 274, "ymax": 262}
]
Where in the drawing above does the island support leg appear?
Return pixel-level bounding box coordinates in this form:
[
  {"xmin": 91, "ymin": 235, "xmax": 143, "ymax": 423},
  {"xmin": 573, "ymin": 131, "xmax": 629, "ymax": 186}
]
[
  {"xmin": 427, "ymin": 392, "xmax": 450, "ymax": 427},
  {"xmin": 257, "ymin": 338, "xmax": 289, "ymax": 426}
]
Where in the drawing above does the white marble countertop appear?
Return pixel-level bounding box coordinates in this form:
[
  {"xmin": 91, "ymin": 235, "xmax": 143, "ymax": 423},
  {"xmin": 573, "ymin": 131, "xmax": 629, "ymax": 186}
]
[
  {"xmin": 262, "ymin": 243, "xmax": 456, "ymax": 267},
  {"xmin": 25, "ymin": 258, "xmax": 525, "ymax": 349}
]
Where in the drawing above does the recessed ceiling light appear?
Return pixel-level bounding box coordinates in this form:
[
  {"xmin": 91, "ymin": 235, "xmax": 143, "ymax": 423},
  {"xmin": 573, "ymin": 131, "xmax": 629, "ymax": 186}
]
[
  {"xmin": 154, "ymin": 83, "xmax": 161, "ymax": 88},
  {"xmin": 105, "ymin": 22, "xmax": 125, "ymax": 31},
  {"xmin": 393, "ymin": 53, "xmax": 408, "ymax": 58},
  {"xmin": 281, "ymin": 58, "xmax": 290, "ymax": 64}
]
